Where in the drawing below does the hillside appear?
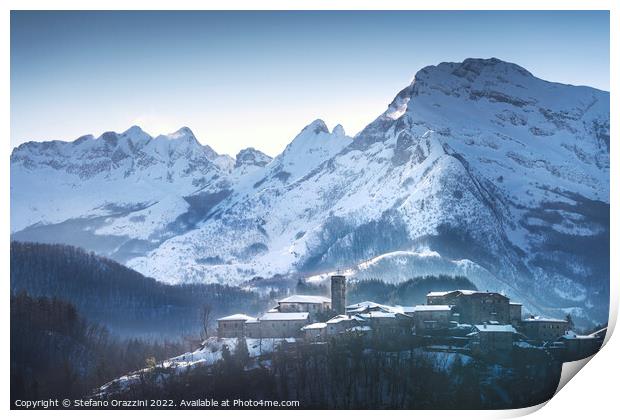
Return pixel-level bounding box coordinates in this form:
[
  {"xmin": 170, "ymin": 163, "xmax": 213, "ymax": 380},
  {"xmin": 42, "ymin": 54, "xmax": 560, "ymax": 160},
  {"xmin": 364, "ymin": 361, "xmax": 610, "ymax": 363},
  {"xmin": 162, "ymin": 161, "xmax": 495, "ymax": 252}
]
[{"xmin": 10, "ymin": 242, "xmax": 270, "ymax": 338}]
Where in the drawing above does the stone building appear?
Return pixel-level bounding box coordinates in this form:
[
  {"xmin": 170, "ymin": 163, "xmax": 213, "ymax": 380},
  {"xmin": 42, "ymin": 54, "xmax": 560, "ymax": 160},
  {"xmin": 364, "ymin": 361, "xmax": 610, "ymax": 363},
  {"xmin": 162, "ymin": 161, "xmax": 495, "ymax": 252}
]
[
  {"xmin": 331, "ymin": 275, "xmax": 346, "ymax": 315},
  {"xmin": 217, "ymin": 313, "xmax": 257, "ymax": 338},
  {"xmin": 469, "ymin": 324, "xmax": 517, "ymax": 354},
  {"xmin": 410, "ymin": 305, "xmax": 453, "ymax": 333},
  {"xmin": 344, "ymin": 301, "xmax": 413, "ymax": 336},
  {"xmin": 346, "ymin": 301, "xmax": 398, "ymax": 315},
  {"xmin": 257, "ymin": 312, "xmax": 310, "ymax": 338},
  {"xmin": 358, "ymin": 311, "xmax": 412, "ymax": 337},
  {"xmin": 301, "ymin": 322, "xmax": 327, "ymax": 341},
  {"xmin": 509, "ymin": 302, "xmax": 522, "ymax": 326},
  {"xmin": 426, "ymin": 290, "xmax": 511, "ymax": 324},
  {"xmin": 426, "ymin": 290, "xmax": 469, "ymax": 306},
  {"xmin": 520, "ymin": 316, "xmax": 569, "ymax": 342},
  {"xmin": 558, "ymin": 331, "xmax": 603, "ymax": 361},
  {"xmin": 326, "ymin": 315, "xmax": 360, "ymax": 336},
  {"xmin": 277, "ymin": 295, "xmax": 331, "ymax": 316},
  {"xmin": 244, "ymin": 318, "xmax": 261, "ymax": 338}
]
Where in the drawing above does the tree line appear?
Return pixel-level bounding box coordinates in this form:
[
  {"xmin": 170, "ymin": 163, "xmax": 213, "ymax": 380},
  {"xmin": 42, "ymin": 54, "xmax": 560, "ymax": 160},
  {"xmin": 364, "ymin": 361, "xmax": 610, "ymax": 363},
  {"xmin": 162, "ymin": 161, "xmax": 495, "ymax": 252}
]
[
  {"xmin": 101, "ymin": 333, "xmax": 561, "ymax": 409},
  {"xmin": 10, "ymin": 241, "xmax": 272, "ymax": 338},
  {"xmin": 295, "ymin": 274, "xmax": 477, "ymax": 306},
  {"xmin": 10, "ymin": 292, "xmax": 188, "ymax": 406}
]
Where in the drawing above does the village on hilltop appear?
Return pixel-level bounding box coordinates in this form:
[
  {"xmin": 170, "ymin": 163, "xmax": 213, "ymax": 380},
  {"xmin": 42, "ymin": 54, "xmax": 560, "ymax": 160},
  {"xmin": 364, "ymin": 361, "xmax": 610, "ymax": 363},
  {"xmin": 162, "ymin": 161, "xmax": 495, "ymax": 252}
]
[
  {"xmin": 94, "ymin": 275, "xmax": 607, "ymax": 400},
  {"xmin": 217, "ymin": 276, "xmax": 605, "ymax": 362}
]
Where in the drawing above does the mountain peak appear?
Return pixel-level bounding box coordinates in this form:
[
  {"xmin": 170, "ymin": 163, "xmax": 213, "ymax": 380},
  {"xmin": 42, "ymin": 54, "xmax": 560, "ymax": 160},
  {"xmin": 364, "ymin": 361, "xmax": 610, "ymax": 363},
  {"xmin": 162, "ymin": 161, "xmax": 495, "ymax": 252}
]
[
  {"xmin": 413, "ymin": 57, "xmax": 534, "ymax": 87},
  {"xmin": 451, "ymin": 57, "xmax": 533, "ymax": 79},
  {"xmin": 121, "ymin": 126, "xmax": 152, "ymax": 144},
  {"xmin": 122, "ymin": 125, "xmax": 150, "ymax": 138},
  {"xmin": 235, "ymin": 147, "xmax": 272, "ymax": 168},
  {"xmin": 168, "ymin": 126, "xmax": 196, "ymax": 139},
  {"xmin": 301, "ymin": 119, "xmax": 329, "ymax": 135},
  {"xmin": 332, "ymin": 124, "xmax": 345, "ymax": 137},
  {"xmin": 375, "ymin": 58, "xmax": 536, "ymax": 125}
]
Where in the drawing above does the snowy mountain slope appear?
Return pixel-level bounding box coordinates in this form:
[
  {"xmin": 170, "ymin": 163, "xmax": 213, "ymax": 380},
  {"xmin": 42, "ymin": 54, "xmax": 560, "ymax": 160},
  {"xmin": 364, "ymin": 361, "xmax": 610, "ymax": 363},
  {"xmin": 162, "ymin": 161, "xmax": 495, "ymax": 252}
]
[
  {"xmin": 326, "ymin": 58, "xmax": 610, "ymax": 320},
  {"xmin": 10, "ymin": 126, "xmax": 265, "ymax": 260},
  {"xmin": 128, "ymin": 121, "xmax": 354, "ymax": 283},
  {"xmin": 127, "ymin": 58, "xmax": 608, "ymax": 323},
  {"xmin": 232, "ymin": 147, "xmax": 272, "ymax": 179},
  {"xmin": 10, "ymin": 58, "xmax": 609, "ymax": 324}
]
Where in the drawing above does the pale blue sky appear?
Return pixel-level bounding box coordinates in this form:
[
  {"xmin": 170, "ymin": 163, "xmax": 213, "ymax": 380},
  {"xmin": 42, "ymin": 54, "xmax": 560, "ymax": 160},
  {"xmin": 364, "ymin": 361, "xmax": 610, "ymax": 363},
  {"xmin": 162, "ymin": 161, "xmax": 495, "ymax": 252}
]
[{"xmin": 11, "ymin": 11, "xmax": 609, "ymax": 156}]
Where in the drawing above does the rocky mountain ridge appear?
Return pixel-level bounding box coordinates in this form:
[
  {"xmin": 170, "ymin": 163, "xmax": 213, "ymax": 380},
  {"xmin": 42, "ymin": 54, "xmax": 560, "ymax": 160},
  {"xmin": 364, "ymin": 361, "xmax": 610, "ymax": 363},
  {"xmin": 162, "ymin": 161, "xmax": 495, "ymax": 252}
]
[{"xmin": 11, "ymin": 58, "xmax": 610, "ymax": 325}]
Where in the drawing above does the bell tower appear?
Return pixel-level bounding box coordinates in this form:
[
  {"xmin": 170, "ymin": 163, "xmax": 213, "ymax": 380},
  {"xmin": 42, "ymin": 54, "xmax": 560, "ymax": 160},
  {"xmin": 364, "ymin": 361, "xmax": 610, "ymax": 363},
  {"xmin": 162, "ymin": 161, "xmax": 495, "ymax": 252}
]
[{"xmin": 331, "ymin": 275, "xmax": 346, "ymax": 315}]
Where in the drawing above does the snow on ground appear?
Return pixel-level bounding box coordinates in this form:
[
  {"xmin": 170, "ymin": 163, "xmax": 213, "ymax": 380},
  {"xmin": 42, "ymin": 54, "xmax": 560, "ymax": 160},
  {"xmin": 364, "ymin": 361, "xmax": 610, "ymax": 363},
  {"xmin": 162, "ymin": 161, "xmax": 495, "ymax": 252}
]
[{"xmin": 94, "ymin": 337, "xmax": 294, "ymax": 398}]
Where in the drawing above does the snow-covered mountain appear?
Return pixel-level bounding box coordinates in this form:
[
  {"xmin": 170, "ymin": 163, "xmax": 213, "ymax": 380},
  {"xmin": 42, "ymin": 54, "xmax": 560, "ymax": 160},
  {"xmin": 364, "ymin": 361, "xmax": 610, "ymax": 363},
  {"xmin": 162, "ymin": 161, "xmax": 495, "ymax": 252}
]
[
  {"xmin": 11, "ymin": 125, "xmax": 243, "ymax": 260},
  {"xmin": 11, "ymin": 58, "xmax": 609, "ymax": 324}
]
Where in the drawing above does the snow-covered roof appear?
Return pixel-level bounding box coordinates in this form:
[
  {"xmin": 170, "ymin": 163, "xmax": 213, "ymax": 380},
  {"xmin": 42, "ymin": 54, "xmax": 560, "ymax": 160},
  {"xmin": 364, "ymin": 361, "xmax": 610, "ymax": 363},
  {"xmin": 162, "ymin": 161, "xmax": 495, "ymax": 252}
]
[
  {"xmin": 347, "ymin": 300, "xmax": 381, "ymax": 309},
  {"xmin": 260, "ymin": 312, "xmax": 309, "ymax": 321},
  {"xmin": 561, "ymin": 330, "xmax": 596, "ymax": 340},
  {"xmin": 426, "ymin": 290, "xmax": 477, "ymax": 297},
  {"xmin": 302, "ymin": 322, "xmax": 327, "ymax": 330},
  {"xmin": 397, "ymin": 306, "xmax": 417, "ymax": 313},
  {"xmin": 346, "ymin": 301, "xmax": 403, "ymax": 314},
  {"xmin": 217, "ymin": 313, "xmax": 255, "ymax": 322},
  {"xmin": 278, "ymin": 295, "xmax": 331, "ymax": 304},
  {"xmin": 412, "ymin": 305, "xmax": 452, "ymax": 312},
  {"xmin": 327, "ymin": 315, "xmax": 352, "ymax": 324},
  {"xmin": 510, "ymin": 302, "xmax": 523, "ymax": 306},
  {"xmin": 346, "ymin": 301, "xmax": 385, "ymax": 310},
  {"xmin": 522, "ymin": 316, "xmax": 568, "ymax": 323},
  {"xmin": 426, "ymin": 291, "xmax": 454, "ymax": 297},
  {"xmin": 426, "ymin": 290, "xmax": 508, "ymax": 299},
  {"xmin": 473, "ymin": 324, "xmax": 516, "ymax": 333},
  {"xmin": 458, "ymin": 290, "xmax": 483, "ymax": 296},
  {"xmin": 360, "ymin": 311, "xmax": 396, "ymax": 319}
]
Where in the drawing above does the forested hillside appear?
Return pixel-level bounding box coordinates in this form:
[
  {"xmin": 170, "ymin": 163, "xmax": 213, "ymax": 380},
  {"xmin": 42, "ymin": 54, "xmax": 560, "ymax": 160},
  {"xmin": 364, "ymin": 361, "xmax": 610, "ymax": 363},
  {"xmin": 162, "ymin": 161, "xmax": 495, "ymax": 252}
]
[
  {"xmin": 10, "ymin": 242, "xmax": 271, "ymax": 338},
  {"xmin": 347, "ymin": 275, "xmax": 477, "ymax": 306},
  {"xmin": 10, "ymin": 292, "xmax": 188, "ymax": 405}
]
